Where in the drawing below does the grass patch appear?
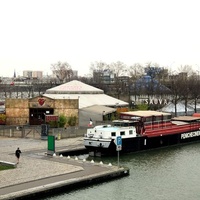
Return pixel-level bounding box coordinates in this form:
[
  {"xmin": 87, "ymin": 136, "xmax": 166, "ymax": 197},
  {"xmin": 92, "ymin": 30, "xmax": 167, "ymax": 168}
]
[{"xmin": 0, "ymin": 164, "xmax": 15, "ymax": 171}]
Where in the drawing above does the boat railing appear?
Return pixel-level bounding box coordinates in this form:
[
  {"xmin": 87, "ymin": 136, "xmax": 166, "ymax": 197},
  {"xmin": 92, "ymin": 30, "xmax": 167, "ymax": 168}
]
[
  {"xmin": 145, "ymin": 119, "xmax": 172, "ymax": 130},
  {"xmin": 145, "ymin": 123, "xmax": 200, "ymax": 136}
]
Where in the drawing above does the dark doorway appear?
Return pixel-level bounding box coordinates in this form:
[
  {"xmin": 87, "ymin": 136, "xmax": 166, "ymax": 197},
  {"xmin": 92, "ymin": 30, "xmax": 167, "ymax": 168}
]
[{"xmin": 29, "ymin": 108, "xmax": 54, "ymax": 125}]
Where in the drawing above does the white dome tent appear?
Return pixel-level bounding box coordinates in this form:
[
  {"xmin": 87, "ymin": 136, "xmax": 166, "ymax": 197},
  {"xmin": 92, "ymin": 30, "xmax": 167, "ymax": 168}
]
[
  {"xmin": 44, "ymin": 80, "xmax": 128, "ymax": 109},
  {"xmin": 159, "ymin": 102, "xmax": 194, "ymax": 116}
]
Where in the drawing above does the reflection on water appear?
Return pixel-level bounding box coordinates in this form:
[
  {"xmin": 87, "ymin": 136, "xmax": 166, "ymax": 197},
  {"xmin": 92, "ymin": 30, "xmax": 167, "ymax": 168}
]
[{"xmin": 43, "ymin": 143, "xmax": 200, "ymax": 200}]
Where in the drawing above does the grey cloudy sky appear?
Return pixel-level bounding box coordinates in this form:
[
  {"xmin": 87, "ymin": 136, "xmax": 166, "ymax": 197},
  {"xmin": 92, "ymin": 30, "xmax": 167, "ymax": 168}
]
[{"xmin": 1, "ymin": 0, "xmax": 200, "ymax": 77}]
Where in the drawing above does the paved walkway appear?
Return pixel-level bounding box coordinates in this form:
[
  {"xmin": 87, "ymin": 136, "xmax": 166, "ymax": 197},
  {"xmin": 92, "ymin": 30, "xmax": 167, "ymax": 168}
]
[
  {"xmin": 0, "ymin": 137, "xmax": 125, "ymax": 200},
  {"xmin": 0, "ymin": 137, "xmax": 84, "ymax": 188}
]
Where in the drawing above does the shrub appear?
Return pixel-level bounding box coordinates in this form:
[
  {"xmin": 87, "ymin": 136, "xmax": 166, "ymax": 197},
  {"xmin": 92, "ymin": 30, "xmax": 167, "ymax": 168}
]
[
  {"xmin": 48, "ymin": 120, "xmax": 58, "ymax": 128},
  {"xmin": 67, "ymin": 116, "xmax": 77, "ymax": 126},
  {"xmin": 0, "ymin": 114, "xmax": 6, "ymax": 125},
  {"xmin": 0, "ymin": 114, "xmax": 6, "ymax": 121},
  {"xmin": 136, "ymin": 104, "xmax": 149, "ymax": 110},
  {"xmin": 58, "ymin": 115, "xmax": 67, "ymax": 127}
]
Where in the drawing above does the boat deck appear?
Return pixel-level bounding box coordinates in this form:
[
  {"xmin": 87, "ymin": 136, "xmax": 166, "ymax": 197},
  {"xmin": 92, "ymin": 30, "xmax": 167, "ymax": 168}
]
[{"xmin": 144, "ymin": 122, "xmax": 200, "ymax": 137}]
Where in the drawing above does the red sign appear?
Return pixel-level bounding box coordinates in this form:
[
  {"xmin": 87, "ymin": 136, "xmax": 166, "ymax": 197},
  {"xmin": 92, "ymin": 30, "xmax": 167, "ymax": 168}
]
[{"xmin": 45, "ymin": 115, "xmax": 59, "ymax": 122}]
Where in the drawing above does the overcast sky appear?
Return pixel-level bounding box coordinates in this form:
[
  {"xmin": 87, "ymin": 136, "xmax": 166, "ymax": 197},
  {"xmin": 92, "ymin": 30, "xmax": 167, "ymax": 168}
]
[{"xmin": 1, "ymin": 0, "xmax": 200, "ymax": 77}]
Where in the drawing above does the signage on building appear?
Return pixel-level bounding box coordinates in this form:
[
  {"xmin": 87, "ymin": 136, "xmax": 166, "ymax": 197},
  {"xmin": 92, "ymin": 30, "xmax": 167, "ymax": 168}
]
[
  {"xmin": 139, "ymin": 98, "xmax": 169, "ymax": 105},
  {"xmin": 45, "ymin": 115, "xmax": 59, "ymax": 122},
  {"xmin": 38, "ymin": 98, "xmax": 46, "ymax": 106},
  {"xmin": 144, "ymin": 99, "xmax": 169, "ymax": 105}
]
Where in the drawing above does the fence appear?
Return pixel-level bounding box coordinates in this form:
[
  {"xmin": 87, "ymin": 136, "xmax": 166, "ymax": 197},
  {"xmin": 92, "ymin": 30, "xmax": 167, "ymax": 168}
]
[{"xmin": 0, "ymin": 125, "xmax": 87, "ymax": 139}]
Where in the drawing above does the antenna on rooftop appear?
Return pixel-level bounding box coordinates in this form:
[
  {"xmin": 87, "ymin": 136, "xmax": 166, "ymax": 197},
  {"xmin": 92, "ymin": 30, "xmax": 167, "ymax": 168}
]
[{"xmin": 14, "ymin": 70, "xmax": 16, "ymax": 78}]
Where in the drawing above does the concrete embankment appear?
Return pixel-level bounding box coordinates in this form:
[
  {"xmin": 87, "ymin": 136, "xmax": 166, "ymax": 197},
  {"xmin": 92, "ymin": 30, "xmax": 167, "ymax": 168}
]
[{"xmin": 0, "ymin": 137, "xmax": 129, "ymax": 200}]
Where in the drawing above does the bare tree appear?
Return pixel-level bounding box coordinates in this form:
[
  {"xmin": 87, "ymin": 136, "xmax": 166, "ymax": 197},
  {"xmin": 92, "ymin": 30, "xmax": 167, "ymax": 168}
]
[
  {"xmin": 178, "ymin": 73, "xmax": 190, "ymax": 115},
  {"xmin": 90, "ymin": 61, "xmax": 108, "ymax": 84},
  {"xmin": 188, "ymin": 73, "xmax": 200, "ymax": 113},
  {"xmin": 129, "ymin": 63, "xmax": 144, "ymax": 78},
  {"xmin": 51, "ymin": 61, "xmax": 73, "ymax": 83},
  {"xmin": 144, "ymin": 62, "xmax": 163, "ymax": 79},
  {"xmin": 169, "ymin": 74, "xmax": 183, "ymax": 116},
  {"xmin": 89, "ymin": 61, "xmax": 108, "ymax": 72},
  {"xmin": 178, "ymin": 65, "xmax": 193, "ymax": 76},
  {"xmin": 128, "ymin": 63, "xmax": 145, "ymax": 103},
  {"xmin": 110, "ymin": 61, "xmax": 127, "ymax": 77},
  {"xmin": 108, "ymin": 61, "xmax": 127, "ymax": 99}
]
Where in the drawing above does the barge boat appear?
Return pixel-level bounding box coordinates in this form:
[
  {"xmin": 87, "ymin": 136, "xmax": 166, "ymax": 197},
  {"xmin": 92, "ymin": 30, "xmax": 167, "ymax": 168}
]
[{"xmin": 84, "ymin": 111, "xmax": 200, "ymax": 156}]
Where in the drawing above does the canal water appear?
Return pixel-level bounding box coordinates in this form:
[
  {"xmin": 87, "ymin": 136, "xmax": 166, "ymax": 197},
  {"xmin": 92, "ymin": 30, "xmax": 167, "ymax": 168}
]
[{"xmin": 43, "ymin": 143, "xmax": 200, "ymax": 200}]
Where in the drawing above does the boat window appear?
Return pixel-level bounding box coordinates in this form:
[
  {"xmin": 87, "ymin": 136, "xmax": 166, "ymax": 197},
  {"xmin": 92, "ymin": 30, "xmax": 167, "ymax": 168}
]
[
  {"xmin": 111, "ymin": 132, "xmax": 116, "ymax": 136},
  {"xmin": 120, "ymin": 131, "xmax": 125, "ymax": 136},
  {"xmin": 129, "ymin": 130, "xmax": 133, "ymax": 135},
  {"xmin": 113, "ymin": 120, "xmax": 135, "ymax": 127}
]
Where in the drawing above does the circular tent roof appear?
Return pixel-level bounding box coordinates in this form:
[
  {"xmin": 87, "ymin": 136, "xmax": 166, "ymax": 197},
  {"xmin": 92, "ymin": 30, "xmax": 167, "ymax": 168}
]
[
  {"xmin": 46, "ymin": 80, "xmax": 104, "ymax": 94},
  {"xmin": 44, "ymin": 80, "xmax": 129, "ymax": 109}
]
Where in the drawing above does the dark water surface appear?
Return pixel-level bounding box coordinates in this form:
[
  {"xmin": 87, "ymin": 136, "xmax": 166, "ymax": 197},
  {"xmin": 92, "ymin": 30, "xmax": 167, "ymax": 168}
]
[{"xmin": 44, "ymin": 143, "xmax": 200, "ymax": 200}]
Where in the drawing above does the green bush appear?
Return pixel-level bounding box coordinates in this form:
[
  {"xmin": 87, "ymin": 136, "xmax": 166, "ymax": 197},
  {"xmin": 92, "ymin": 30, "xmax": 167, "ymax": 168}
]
[
  {"xmin": 48, "ymin": 114, "xmax": 67, "ymax": 128},
  {"xmin": 67, "ymin": 116, "xmax": 77, "ymax": 126},
  {"xmin": 0, "ymin": 114, "xmax": 6, "ymax": 125},
  {"xmin": 48, "ymin": 115, "xmax": 77, "ymax": 128},
  {"xmin": 58, "ymin": 115, "xmax": 67, "ymax": 127},
  {"xmin": 48, "ymin": 120, "xmax": 58, "ymax": 128},
  {"xmin": 136, "ymin": 104, "xmax": 149, "ymax": 110},
  {"xmin": 0, "ymin": 114, "xmax": 6, "ymax": 121}
]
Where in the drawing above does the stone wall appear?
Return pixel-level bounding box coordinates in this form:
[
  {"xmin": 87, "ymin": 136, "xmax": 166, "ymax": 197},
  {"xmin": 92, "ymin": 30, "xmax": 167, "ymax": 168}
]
[
  {"xmin": 5, "ymin": 97, "xmax": 79, "ymax": 126},
  {"xmin": 6, "ymin": 99, "xmax": 29, "ymax": 125},
  {"xmin": 54, "ymin": 99, "xmax": 79, "ymax": 125}
]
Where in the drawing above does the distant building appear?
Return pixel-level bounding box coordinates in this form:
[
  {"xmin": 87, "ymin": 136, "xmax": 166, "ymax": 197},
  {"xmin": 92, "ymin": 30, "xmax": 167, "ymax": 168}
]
[
  {"xmin": 23, "ymin": 70, "xmax": 43, "ymax": 79},
  {"xmin": 32, "ymin": 71, "xmax": 43, "ymax": 79},
  {"xmin": 93, "ymin": 69, "xmax": 115, "ymax": 84},
  {"xmin": 23, "ymin": 70, "xmax": 32, "ymax": 78}
]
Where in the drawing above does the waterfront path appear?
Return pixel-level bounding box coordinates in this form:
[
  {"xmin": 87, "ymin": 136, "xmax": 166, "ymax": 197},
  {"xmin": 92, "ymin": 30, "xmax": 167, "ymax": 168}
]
[{"xmin": 0, "ymin": 137, "xmax": 129, "ymax": 200}]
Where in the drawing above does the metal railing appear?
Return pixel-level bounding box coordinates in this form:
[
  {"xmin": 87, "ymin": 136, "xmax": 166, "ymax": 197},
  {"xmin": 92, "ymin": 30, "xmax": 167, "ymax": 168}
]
[{"xmin": 0, "ymin": 125, "xmax": 87, "ymax": 139}]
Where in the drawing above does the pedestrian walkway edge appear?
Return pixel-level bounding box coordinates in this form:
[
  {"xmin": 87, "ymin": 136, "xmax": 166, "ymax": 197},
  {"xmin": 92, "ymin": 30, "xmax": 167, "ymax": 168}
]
[{"xmin": 0, "ymin": 167, "xmax": 130, "ymax": 200}]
